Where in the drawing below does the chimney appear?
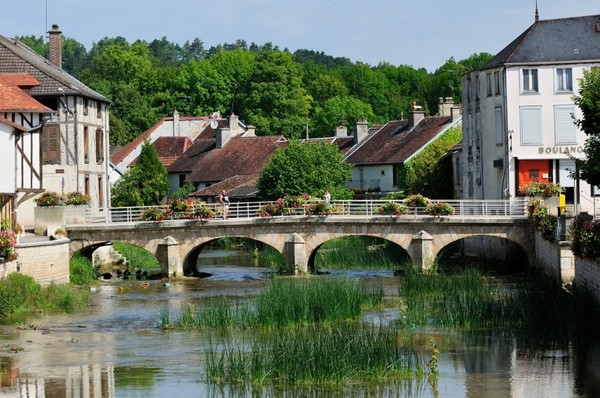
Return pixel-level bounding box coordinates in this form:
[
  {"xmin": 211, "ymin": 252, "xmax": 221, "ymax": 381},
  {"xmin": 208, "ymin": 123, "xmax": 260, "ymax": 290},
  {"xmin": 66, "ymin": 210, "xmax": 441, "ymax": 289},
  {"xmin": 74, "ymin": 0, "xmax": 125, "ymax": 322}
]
[
  {"xmin": 48, "ymin": 24, "xmax": 62, "ymax": 68},
  {"xmin": 354, "ymin": 120, "xmax": 368, "ymax": 143},
  {"xmin": 216, "ymin": 128, "xmax": 232, "ymax": 149},
  {"xmin": 173, "ymin": 109, "xmax": 179, "ymax": 136},
  {"xmin": 438, "ymin": 97, "xmax": 455, "ymax": 117},
  {"xmin": 245, "ymin": 125, "xmax": 256, "ymax": 137},
  {"xmin": 228, "ymin": 113, "xmax": 240, "ymax": 136},
  {"xmin": 335, "ymin": 125, "xmax": 348, "ymax": 137},
  {"xmin": 409, "ymin": 101, "xmax": 425, "ymax": 128}
]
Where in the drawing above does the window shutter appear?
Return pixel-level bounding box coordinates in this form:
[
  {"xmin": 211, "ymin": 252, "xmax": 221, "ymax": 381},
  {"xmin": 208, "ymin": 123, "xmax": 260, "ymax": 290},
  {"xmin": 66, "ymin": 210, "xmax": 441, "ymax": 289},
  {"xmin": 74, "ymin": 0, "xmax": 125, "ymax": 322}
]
[
  {"xmin": 555, "ymin": 106, "xmax": 577, "ymax": 144},
  {"xmin": 42, "ymin": 124, "xmax": 61, "ymax": 163},
  {"xmin": 96, "ymin": 128, "xmax": 104, "ymax": 163},
  {"xmin": 521, "ymin": 107, "xmax": 542, "ymax": 145}
]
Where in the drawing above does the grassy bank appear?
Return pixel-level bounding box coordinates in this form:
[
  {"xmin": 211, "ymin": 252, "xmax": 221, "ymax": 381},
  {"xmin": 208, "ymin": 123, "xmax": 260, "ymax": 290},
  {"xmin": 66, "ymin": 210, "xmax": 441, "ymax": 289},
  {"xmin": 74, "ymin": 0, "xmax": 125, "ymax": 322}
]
[{"xmin": 314, "ymin": 236, "xmax": 409, "ymax": 270}]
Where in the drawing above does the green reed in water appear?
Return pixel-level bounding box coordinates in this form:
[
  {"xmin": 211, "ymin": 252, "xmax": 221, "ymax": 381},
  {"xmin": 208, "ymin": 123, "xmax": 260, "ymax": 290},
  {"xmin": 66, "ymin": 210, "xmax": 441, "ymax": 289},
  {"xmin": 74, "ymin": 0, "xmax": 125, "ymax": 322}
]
[
  {"xmin": 160, "ymin": 277, "xmax": 384, "ymax": 329},
  {"xmin": 205, "ymin": 322, "xmax": 425, "ymax": 385},
  {"xmin": 315, "ymin": 236, "xmax": 409, "ymax": 269}
]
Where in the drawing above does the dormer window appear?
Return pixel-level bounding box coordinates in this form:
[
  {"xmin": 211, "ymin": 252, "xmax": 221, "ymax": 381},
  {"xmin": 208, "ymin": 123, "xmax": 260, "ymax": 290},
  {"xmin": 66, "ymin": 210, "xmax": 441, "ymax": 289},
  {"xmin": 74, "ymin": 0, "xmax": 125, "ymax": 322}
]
[{"xmin": 521, "ymin": 68, "xmax": 539, "ymax": 93}]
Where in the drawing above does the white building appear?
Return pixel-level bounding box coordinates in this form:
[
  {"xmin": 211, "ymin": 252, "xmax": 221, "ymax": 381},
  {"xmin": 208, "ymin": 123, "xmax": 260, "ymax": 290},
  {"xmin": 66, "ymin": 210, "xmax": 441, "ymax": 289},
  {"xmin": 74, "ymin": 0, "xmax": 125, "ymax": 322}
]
[{"xmin": 459, "ymin": 13, "xmax": 600, "ymax": 214}]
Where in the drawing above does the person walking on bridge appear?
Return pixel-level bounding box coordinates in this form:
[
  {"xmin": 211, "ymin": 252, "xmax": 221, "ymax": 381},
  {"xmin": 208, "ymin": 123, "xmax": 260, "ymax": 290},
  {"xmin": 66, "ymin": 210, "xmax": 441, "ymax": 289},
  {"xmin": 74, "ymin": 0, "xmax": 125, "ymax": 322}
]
[{"xmin": 219, "ymin": 190, "xmax": 230, "ymax": 219}]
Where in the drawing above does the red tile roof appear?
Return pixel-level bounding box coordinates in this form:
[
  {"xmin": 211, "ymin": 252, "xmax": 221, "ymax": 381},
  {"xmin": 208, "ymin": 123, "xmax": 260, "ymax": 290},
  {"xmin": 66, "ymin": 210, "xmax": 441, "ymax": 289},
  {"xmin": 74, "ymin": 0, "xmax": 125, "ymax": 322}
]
[
  {"xmin": 302, "ymin": 136, "xmax": 356, "ymax": 154},
  {"xmin": 0, "ymin": 73, "xmax": 40, "ymax": 87},
  {"xmin": 0, "ymin": 83, "xmax": 52, "ymax": 112},
  {"xmin": 345, "ymin": 116, "xmax": 455, "ymax": 165},
  {"xmin": 189, "ymin": 175, "xmax": 259, "ymax": 200},
  {"xmin": 187, "ymin": 135, "xmax": 287, "ymax": 184},
  {"xmin": 128, "ymin": 136, "xmax": 194, "ymax": 168}
]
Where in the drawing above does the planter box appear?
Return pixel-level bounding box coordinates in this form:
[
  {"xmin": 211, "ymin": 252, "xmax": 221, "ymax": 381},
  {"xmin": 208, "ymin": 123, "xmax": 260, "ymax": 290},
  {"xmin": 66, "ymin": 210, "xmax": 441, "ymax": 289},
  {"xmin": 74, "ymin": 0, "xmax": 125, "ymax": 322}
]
[{"xmin": 34, "ymin": 205, "xmax": 88, "ymax": 235}]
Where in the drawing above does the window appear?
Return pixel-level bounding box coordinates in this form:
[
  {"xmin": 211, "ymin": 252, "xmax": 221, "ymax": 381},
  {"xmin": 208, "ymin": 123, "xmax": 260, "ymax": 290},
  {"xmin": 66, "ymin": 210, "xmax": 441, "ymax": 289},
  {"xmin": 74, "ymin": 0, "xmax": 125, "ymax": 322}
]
[
  {"xmin": 555, "ymin": 68, "xmax": 573, "ymax": 92},
  {"xmin": 495, "ymin": 107, "xmax": 503, "ymax": 145},
  {"xmin": 85, "ymin": 175, "xmax": 90, "ymax": 196},
  {"xmin": 97, "ymin": 101, "xmax": 102, "ymax": 119},
  {"xmin": 520, "ymin": 107, "xmax": 543, "ymax": 145},
  {"xmin": 522, "ymin": 68, "xmax": 539, "ymax": 93},
  {"xmin": 555, "ymin": 106, "xmax": 577, "ymax": 144},
  {"xmin": 41, "ymin": 124, "xmax": 61, "ymax": 163},
  {"xmin": 83, "ymin": 98, "xmax": 89, "ymax": 116},
  {"xmin": 95, "ymin": 129, "xmax": 104, "ymax": 163},
  {"xmin": 494, "ymin": 71, "xmax": 501, "ymax": 95},
  {"xmin": 486, "ymin": 73, "xmax": 492, "ymax": 96},
  {"xmin": 83, "ymin": 126, "xmax": 89, "ymax": 163},
  {"xmin": 98, "ymin": 176, "xmax": 104, "ymax": 207}
]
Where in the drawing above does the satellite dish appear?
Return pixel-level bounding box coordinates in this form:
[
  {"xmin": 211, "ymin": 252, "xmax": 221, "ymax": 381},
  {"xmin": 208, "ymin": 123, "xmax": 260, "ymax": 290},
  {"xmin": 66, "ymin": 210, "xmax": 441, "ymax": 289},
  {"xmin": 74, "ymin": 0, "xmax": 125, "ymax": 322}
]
[
  {"xmin": 210, "ymin": 119, "xmax": 218, "ymax": 129},
  {"xmin": 210, "ymin": 111, "xmax": 220, "ymax": 129}
]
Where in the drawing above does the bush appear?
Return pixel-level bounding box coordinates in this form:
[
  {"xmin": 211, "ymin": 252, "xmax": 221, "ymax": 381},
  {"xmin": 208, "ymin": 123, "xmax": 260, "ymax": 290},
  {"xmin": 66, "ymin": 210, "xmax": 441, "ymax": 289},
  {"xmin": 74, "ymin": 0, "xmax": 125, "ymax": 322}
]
[
  {"xmin": 305, "ymin": 202, "xmax": 335, "ymax": 216},
  {"xmin": 527, "ymin": 203, "xmax": 557, "ymax": 242},
  {"xmin": 70, "ymin": 252, "xmax": 97, "ymax": 285},
  {"xmin": 518, "ymin": 181, "xmax": 562, "ymax": 197},
  {"xmin": 426, "ymin": 202, "xmax": 455, "ymax": 216},
  {"xmin": 0, "ymin": 230, "xmax": 17, "ymax": 260},
  {"xmin": 35, "ymin": 191, "xmax": 64, "ymax": 206},
  {"xmin": 570, "ymin": 215, "xmax": 600, "ymax": 258},
  {"xmin": 64, "ymin": 192, "xmax": 91, "ymax": 205},
  {"xmin": 0, "ymin": 273, "xmax": 41, "ymax": 316},
  {"xmin": 140, "ymin": 207, "xmax": 169, "ymax": 221},
  {"xmin": 403, "ymin": 194, "xmax": 431, "ymax": 208},
  {"xmin": 376, "ymin": 202, "xmax": 408, "ymax": 216},
  {"xmin": 258, "ymin": 199, "xmax": 285, "ymax": 217}
]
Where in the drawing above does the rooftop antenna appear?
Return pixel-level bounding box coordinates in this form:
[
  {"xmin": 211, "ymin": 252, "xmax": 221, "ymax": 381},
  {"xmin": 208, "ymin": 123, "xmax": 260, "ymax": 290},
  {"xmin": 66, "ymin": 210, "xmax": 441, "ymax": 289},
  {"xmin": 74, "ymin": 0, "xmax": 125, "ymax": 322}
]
[
  {"xmin": 45, "ymin": 0, "xmax": 48, "ymax": 43},
  {"xmin": 535, "ymin": 0, "xmax": 539, "ymax": 22}
]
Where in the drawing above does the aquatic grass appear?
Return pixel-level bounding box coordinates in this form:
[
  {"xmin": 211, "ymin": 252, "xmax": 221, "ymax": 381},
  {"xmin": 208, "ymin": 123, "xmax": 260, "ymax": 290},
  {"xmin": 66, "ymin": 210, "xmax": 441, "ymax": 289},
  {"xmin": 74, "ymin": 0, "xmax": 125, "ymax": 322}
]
[
  {"xmin": 69, "ymin": 252, "xmax": 98, "ymax": 285},
  {"xmin": 161, "ymin": 277, "xmax": 384, "ymax": 329},
  {"xmin": 39, "ymin": 283, "xmax": 90, "ymax": 313},
  {"xmin": 112, "ymin": 241, "xmax": 159, "ymax": 270},
  {"xmin": 205, "ymin": 323, "xmax": 424, "ymax": 385},
  {"xmin": 315, "ymin": 236, "xmax": 409, "ymax": 269}
]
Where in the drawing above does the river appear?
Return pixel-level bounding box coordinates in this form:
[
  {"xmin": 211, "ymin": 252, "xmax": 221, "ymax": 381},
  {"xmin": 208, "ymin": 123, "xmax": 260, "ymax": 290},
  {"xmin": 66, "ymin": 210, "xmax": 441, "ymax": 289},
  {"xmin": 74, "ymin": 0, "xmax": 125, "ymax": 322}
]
[{"xmin": 1, "ymin": 249, "xmax": 600, "ymax": 397}]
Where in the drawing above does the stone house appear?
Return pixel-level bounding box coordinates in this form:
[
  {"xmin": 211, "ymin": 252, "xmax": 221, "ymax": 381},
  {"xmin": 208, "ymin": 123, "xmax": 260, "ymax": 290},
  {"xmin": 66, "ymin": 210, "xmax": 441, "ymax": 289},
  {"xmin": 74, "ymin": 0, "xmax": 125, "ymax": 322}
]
[
  {"xmin": 345, "ymin": 98, "xmax": 462, "ymax": 194},
  {"xmin": 459, "ymin": 12, "xmax": 600, "ymax": 214},
  {"xmin": 0, "ymin": 25, "xmax": 112, "ymax": 226}
]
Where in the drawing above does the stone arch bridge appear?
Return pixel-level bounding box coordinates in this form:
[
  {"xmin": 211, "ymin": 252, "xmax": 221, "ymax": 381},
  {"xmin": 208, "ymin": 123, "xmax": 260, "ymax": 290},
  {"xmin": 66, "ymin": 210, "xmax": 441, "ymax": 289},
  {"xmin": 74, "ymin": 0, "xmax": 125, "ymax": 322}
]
[{"xmin": 67, "ymin": 215, "xmax": 532, "ymax": 277}]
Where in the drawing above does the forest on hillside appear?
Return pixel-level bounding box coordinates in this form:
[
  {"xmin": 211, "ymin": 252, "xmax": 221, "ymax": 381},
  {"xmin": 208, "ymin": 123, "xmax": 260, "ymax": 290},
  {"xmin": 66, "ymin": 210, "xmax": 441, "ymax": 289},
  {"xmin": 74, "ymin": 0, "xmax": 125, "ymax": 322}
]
[{"xmin": 17, "ymin": 34, "xmax": 492, "ymax": 146}]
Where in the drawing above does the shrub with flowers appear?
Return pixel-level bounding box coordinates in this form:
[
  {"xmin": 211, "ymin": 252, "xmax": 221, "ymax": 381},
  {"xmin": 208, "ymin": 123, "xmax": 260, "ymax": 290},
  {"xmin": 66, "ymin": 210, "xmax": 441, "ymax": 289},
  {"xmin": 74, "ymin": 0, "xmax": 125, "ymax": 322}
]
[
  {"xmin": 140, "ymin": 207, "xmax": 169, "ymax": 221},
  {"xmin": 284, "ymin": 195, "xmax": 308, "ymax": 208},
  {"xmin": 35, "ymin": 191, "xmax": 64, "ymax": 206},
  {"xmin": 426, "ymin": 202, "xmax": 455, "ymax": 217},
  {"xmin": 518, "ymin": 181, "xmax": 562, "ymax": 197},
  {"xmin": 403, "ymin": 194, "xmax": 431, "ymax": 208},
  {"xmin": 376, "ymin": 202, "xmax": 408, "ymax": 216},
  {"xmin": 526, "ymin": 201, "xmax": 557, "ymax": 241},
  {"xmin": 64, "ymin": 192, "xmax": 91, "ymax": 205},
  {"xmin": 305, "ymin": 202, "xmax": 336, "ymax": 216},
  {"xmin": 0, "ymin": 230, "xmax": 17, "ymax": 260},
  {"xmin": 190, "ymin": 205, "xmax": 215, "ymax": 220},
  {"xmin": 569, "ymin": 214, "xmax": 600, "ymax": 258},
  {"xmin": 258, "ymin": 199, "xmax": 285, "ymax": 218}
]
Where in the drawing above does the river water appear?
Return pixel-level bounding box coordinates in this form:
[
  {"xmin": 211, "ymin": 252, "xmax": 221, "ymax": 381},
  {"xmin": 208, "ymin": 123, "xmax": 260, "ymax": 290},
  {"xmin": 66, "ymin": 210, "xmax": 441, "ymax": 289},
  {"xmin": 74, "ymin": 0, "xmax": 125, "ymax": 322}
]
[{"xmin": 1, "ymin": 249, "xmax": 600, "ymax": 398}]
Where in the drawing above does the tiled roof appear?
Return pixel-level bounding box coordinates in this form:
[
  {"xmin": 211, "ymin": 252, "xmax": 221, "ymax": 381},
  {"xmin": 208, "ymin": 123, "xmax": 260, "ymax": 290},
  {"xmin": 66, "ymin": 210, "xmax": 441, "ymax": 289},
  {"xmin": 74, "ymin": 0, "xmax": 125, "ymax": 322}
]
[
  {"xmin": 128, "ymin": 136, "xmax": 194, "ymax": 168},
  {"xmin": 168, "ymin": 139, "xmax": 216, "ymax": 173},
  {"xmin": 0, "ymin": 83, "xmax": 52, "ymax": 112},
  {"xmin": 483, "ymin": 14, "xmax": 600, "ymax": 69},
  {"xmin": 302, "ymin": 136, "xmax": 356, "ymax": 154},
  {"xmin": 187, "ymin": 135, "xmax": 287, "ymax": 184},
  {"xmin": 0, "ymin": 35, "xmax": 110, "ymax": 102},
  {"xmin": 189, "ymin": 175, "xmax": 259, "ymax": 200},
  {"xmin": 345, "ymin": 116, "xmax": 456, "ymax": 165},
  {"xmin": 0, "ymin": 73, "xmax": 40, "ymax": 87}
]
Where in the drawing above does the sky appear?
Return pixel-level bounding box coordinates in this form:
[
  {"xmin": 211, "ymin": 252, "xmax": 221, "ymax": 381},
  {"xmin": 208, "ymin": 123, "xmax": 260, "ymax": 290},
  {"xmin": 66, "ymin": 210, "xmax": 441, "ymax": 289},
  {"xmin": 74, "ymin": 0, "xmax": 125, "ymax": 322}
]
[{"xmin": 2, "ymin": 0, "xmax": 599, "ymax": 72}]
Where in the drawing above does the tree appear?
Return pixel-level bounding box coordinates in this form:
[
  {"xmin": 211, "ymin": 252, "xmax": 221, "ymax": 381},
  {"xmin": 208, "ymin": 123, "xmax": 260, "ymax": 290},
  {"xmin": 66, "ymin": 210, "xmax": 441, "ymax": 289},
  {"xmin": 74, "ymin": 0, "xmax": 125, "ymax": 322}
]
[
  {"xmin": 256, "ymin": 140, "xmax": 352, "ymax": 199},
  {"xmin": 312, "ymin": 96, "xmax": 374, "ymax": 137},
  {"xmin": 574, "ymin": 68, "xmax": 600, "ymax": 186},
  {"xmin": 111, "ymin": 140, "xmax": 168, "ymax": 206}
]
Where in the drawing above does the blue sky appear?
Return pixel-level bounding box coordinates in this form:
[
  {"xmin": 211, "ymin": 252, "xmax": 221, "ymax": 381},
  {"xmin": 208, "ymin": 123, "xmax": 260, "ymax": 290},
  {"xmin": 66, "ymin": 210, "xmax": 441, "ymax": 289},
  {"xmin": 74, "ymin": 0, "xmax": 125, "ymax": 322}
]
[{"xmin": 2, "ymin": 0, "xmax": 599, "ymax": 72}]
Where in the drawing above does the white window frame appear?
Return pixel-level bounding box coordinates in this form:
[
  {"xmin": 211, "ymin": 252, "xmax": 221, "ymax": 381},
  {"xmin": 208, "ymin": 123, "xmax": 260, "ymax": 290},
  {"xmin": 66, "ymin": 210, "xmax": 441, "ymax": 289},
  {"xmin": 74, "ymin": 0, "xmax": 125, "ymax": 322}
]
[
  {"xmin": 554, "ymin": 105, "xmax": 577, "ymax": 145},
  {"xmin": 520, "ymin": 106, "xmax": 543, "ymax": 145},
  {"xmin": 555, "ymin": 68, "xmax": 573, "ymax": 92},
  {"xmin": 521, "ymin": 68, "xmax": 539, "ymax": 93}
]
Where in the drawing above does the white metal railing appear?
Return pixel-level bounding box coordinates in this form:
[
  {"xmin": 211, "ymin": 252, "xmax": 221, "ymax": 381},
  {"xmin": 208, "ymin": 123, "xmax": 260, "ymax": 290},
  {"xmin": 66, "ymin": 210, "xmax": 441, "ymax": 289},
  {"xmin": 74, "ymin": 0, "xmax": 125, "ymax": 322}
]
[{"xmin": 81, "ymin": 198, "xmax": 528, "ymax": 225}]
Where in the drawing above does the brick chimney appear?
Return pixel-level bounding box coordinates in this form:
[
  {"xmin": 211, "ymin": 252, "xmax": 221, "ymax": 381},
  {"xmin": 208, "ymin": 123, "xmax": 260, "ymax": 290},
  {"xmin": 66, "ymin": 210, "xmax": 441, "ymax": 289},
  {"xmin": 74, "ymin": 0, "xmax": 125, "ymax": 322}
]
[
  {"xmin": 48, "ymin": 24, "xmax": 62, "ymax": 69},
  {"xmin": 409, "ymin": 101, "xmax": 424, "ymax": 129}
]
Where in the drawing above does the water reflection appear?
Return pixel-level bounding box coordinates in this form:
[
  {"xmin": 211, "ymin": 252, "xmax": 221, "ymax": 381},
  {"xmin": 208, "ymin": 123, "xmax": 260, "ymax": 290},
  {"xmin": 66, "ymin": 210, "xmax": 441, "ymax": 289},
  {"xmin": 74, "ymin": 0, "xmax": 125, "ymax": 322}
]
[{"xmin": 2, "ymin": 250, "xmax": 600, "ymax": 397}]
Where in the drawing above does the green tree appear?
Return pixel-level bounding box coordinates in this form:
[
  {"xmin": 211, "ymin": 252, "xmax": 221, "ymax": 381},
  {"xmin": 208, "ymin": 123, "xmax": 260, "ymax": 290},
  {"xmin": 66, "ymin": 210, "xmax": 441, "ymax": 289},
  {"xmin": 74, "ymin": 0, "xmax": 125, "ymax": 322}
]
[
  {"xmin": 111, "ymin": 140, "xmax": 168, "ymax": 206},
  {"xmin": 574, "ymin": 68, "xmax": 600, "ymax": 186},
  {"xmin": 256, "ymin": 140, "xmax": 352, "ymax": 199},
  {"xmin": 312, "ymin": 96, "xmax": 374, "ymax": 137}
]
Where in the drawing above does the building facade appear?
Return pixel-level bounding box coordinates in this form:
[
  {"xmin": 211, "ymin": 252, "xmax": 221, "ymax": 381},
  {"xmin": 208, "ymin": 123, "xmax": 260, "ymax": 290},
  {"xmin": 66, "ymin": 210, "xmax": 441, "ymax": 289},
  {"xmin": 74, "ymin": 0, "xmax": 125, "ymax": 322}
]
[
  {"xmin": 459, "ymin": 14, "xmax": 600, "ymax": 214},
  {"xmin": 0, "ymin": 25, "xmax": 111, "ymax": 225}
]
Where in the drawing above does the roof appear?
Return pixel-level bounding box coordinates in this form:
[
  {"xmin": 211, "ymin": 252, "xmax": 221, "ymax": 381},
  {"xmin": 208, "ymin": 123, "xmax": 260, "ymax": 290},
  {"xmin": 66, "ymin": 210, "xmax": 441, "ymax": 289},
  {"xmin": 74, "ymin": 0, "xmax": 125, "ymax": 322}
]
[
  {"xmin": 483, "ymin": 14, "xmax": 600, "ymax": 69},
  {"xmin": 302, "ymin": 136, "xmax": 356, "ymax": 154},
  {"xmin": 186, "ymin": 135, "xmax": 287, "ymax": 184},
  {"xmin": 0, "ymin": 35, "xmax": 110, "ymax": 102},
  {"xmin": 0, "ymin": 73, "xmax": 40, "ymax": 87},
  {"xmin": 128, "ymin": 136, "xmax": 194, "ymax": 169},
  {"xmin": 189, "ymin": 175, "xmax": 259, "ymax": 199},
  {"xmin": 345, "ymin": 116, "xmax": 458, "ymax": 165},
  {"xmin": 0, "ymin": 83, "xmax": 52, "ymax": 113},
  {"xmin": 111, "ymin": 115, "xmax": 210, "ymax": 166}
]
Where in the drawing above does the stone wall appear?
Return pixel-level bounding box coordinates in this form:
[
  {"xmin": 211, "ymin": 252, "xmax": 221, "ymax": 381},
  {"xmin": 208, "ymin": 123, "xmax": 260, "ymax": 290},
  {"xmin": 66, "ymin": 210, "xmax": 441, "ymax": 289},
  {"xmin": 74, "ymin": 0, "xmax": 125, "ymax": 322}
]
[
  {"xmin": 533, "ymin": 231, "xmax": 574, "ymax": 284},
  {"xmin": 0, "ymin": 238, "xmax": 70, "ymax": 286},
  {"xmin": 575, "ymin": 257, "xmax": 600, "ymax": 303}
]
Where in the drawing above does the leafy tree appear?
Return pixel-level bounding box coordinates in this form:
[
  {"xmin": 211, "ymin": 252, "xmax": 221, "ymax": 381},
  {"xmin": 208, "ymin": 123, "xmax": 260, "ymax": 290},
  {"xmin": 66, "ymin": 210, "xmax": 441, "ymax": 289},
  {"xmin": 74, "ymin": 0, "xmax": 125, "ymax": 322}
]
[
  {"xmin": 171, "ymin": 182, "xmax": 196, "ymax": 199},
  {"xmin": 182, "ymin": 38, "xmax": 206, "ymax": 61},
  {"xmin": 111, "ymin": 140, "xmax": 168, "ymax": 206},
  {"xmin": 16, "ymin": 35, "xmax": 46, "ymax": 57},
  {"xmin": 148, "ymin": 36, "xmax": 183, "ymax": 67},
  {"xmin": 312, "ymin": 96, "xmax": 374, "ymax": 137},
  {"xmin": 574, "ymin": 68, "xmax": 600, "ymax": 186},
  {"xmin": 62, "ymin": 37, "xmax": 91, "ymax": 77},
  {"xmin": 256, "ymin": 140, "xmax": 352, "ymax": 199}
]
